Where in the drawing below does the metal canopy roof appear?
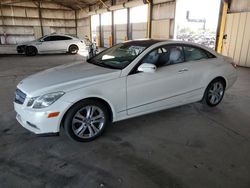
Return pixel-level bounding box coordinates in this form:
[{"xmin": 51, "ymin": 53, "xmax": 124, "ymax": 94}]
[
  {"xmin": 0, "ymin": 0, "xmax": 109, "ymax": 10},
  {"xmin": 46, "ymin": 0, "xmax": 100, "ymax": 9}
]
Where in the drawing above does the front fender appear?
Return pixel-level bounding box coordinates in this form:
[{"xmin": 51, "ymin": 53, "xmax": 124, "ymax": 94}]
[{"xmin": 60, "ymin": 77, "xmax": 127, "ymax": 122}]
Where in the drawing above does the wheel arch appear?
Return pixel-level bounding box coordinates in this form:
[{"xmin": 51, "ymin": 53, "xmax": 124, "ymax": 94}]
[
  {"xmin": 60, "ymin": 97, "xmax": 114, "ymax": 130},
  {"xmin": 208, "ymin": 76, "xmax": 227, "ymax": 88},
  {"xmin": 24, "ymin": 45, "xmax": 38, "ymax": 55},
  {"xmin": 26, "ymin": 45, "xmax": 38, "ymax": 51}
]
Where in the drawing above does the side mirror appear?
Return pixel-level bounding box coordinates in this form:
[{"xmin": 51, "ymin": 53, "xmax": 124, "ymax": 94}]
[
  {"xmin": 138, "ymin": 63, "xmax": 156, "ymax": 73},
  {"xmin": 39, "ymin": 39, "xmax": 44, "ymax": 42}
]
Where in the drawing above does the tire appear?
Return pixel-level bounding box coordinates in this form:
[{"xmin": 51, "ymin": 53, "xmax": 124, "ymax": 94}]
[
  {"xmin": 25, "ymin": 46, "xmax": 37, "ymax": 56},
  {"xmin": 64, "ymin": 99, "xmax": 110, "ymax": 142},
  {"xmin": 68, "ymin": 45, "xmax": 79, "ymax": 54},
  {"xmin": 203, "ymin": 78, "xmax": 225, "ymax": 107}
]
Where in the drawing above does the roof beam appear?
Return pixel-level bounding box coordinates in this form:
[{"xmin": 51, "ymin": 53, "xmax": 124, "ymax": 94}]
[
  {"xmin": 53, "ymin": 1, "xmax": 75, "ymax": 10},
  {"xmin": 99, "ymin": 0, "xmax": 109, "ymax": 9},
  {"xmin": 40, "ymin": 0, "xmax": 75, "ymax": 10},
  {"xmin": 0, "ymin": 0, "xmax": 35, "ymax": 5},
  {"xmin": 0, "ymin": 0, "xmax": 101, "ymax": 10}
]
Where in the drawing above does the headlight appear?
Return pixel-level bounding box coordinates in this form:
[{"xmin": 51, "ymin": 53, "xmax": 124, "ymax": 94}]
[
  {"xmin": 27, "ymin": 96, "xmax": 38, "ymax": 107},
  {"xmin": 28, "ymin": 91, "xmax": 65, "ymax": 109}
]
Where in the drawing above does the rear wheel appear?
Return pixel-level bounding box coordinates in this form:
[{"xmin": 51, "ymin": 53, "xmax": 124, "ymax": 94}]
[
  {"xmin": 25, "ymin": 46, "xmax": 37, "ymax": 56},
  {"xmin": 68, "ymin": 45, "xmax": 79, "ymax": 54},
  {"xmin": 203, "ymin": 79, "xmax": 225, "ymax": 107},
  {"xmin": 64, "ymin": 99, "xmax": 109, "ymax": 142}
]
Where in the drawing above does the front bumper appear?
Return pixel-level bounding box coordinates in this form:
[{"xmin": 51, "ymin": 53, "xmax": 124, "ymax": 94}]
[
  {"xmin": 14, "ymin": 101, "xmax": 71, "ymax": 134},
  {"xmin": 16, "ymin": 45, "xmax": 26, "ymax": 54}
]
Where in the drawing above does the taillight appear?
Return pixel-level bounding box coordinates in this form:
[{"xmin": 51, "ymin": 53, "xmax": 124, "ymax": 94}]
[{"xmin": 231, "ymin": 62, "xmax": 237, "ymax": 69}]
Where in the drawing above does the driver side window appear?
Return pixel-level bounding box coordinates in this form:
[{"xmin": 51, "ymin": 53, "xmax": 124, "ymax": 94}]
[{"xmin": 141, "ymin": 45, "xmax": 184, "ymax": 68}]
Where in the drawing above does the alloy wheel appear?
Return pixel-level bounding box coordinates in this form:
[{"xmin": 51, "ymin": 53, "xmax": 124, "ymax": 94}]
[
  {"xmin": 208, "ymin": 82, "xmax": 224, "ymax": 105},
  {"xmin": 71, "ymin": 105, "xmax": 105, "ymax": 139}
]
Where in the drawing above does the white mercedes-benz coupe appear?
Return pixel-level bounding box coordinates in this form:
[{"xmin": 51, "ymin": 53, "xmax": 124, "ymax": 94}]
[
  {"xmin": 14, "ymin": 39, "xmax": 237, "ymax": 142},
  {"xmin": 17, "ymin": 34, "xmax": 90, "ymax": 56}
]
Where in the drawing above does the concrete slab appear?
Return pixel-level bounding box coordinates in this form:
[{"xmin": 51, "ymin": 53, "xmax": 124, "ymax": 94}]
[
  {"xmin": 0, "ymin": 54, "xmax": 250, "ymax": 188},
  {"xmin": 0, "ymin": 45, "xmax": 17, "ymax": 54}
]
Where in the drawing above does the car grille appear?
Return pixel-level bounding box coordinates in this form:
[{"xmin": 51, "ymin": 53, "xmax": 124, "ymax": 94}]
[{"xmin": 15, "ymin": 88, "xmax": 26, "ymax": 105}]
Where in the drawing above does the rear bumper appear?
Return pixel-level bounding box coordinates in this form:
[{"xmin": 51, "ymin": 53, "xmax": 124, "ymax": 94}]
[{"xmin": 226, "ymin": 70, "xmax": 237, "ymax": 89}]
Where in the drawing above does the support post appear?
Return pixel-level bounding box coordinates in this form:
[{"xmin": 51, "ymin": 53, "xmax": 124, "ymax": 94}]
[
  {"xmin": 38, "ymin": 1, "xmax": 44, "ymax": 36},
  {"xmin": 0, "ymin": 2, "xmax": 8, "ymax": 44},
  {"xmin": 89, "ymin": 16, "xmax": 92, "ymax": 41},
  {"xmin": 98, "ymin": 14, "xmax": 102, "ymax": 47},
  {"xmin": 89, "ymin": 6, "xmax": 92, "ymax": 41},
  {"xmin": 75, "ymin": 10, "xmax": 78, "ymax": 37},
  {"xmin": 146, "ymin": 0, "xmax": 152, "ymax": 38},
  {"xmin": 217, "ymin": 1, "xmax": 228, "ymax": 53},
  {"xmin": 111, "ymin": 11, "xmax": 114, "ymax": 46},
  {"xmin": 110, "ymin": 0, "xmax": 116, "ymax": 47},
  {"xmin": 127, "ymin": 8, "xmax": 130, "ymax": 40}
]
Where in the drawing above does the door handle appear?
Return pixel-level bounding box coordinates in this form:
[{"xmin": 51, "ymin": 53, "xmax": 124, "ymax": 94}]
[{"xmin": 178, "ymin": 68, "xmax": 188, "ymax": 73}]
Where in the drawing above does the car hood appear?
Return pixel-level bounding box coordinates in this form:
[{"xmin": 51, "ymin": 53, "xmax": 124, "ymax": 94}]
[
  {"xmin": 18, "ymin": 40, "xmax": 39, "ymax": 46},
  {"xmin": 17, "ymin": 61, "xmax": 121, "ymax": 97}
]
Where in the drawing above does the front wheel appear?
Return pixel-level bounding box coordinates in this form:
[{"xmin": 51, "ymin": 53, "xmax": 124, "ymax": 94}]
[
  {"xmin": 25, "ymin": 46, "xmax": 37, "ymax": 56},
  {"xmin": 203, "ymin": 79, "xmax": 225, "ymax": 107},
  {"xmin": 64, "ymin": 100, "xmax": 109, "ymax": 142}
]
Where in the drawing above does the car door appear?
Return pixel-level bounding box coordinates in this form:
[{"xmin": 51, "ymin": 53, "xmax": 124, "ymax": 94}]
[
  {"xmin": 50, "ymin": 36, "xmax": 69, "ymax": 52},
  {"xmin": 37, "ymin": 36, "xmax": 52, "ymax": 52},
  {"xmin": 126, "ymin": 45, "xmax": 195, "ymax": 115},
  {"xmin": 57, "ymin": 36, "xmax": 72, "ymax": 51},
  {"xmin": 39, "ymin": 36, "xmax": 66, "ymax": 52},
  {"xmin": 182, "ymin": 45, "xmax": 217, "ymax": 92}
]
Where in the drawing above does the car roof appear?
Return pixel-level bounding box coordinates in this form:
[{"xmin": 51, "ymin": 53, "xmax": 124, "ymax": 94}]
[
  {"xmin": 123, "ymin": 39, "xmax": 164, "ymax": 47},
  {"xmin": 123, "ymin": 39, "xmax": 217, "ymax": 56},
  {"xmin": 45, "ymin": 33, "xmax": 74, "ymax": 38}
]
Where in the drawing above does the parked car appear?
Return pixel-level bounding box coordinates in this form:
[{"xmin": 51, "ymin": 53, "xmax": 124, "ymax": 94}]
[
  {"xmin": 16, "ymin": 34, "xmax": 90, "ymax": 56},
  {"xmin": 14, "ymin": 39, "xmax": 237, "ymax": 142}
]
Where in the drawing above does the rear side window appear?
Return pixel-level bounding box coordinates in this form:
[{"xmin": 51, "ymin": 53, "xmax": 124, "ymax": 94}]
[
  {"xmin": 183, "ymin": 46, "xmax": 215, "ymax": 61},
  {"xmin": 48, "ymin": 36, "xmax": 58, "ymax": 41},
  {"xmin": 45, "ymin": 36, "xmax": 72, "ymax": 41},
  {"xmin": 57, "ymin": 36, "xmax": 72, "ymax": 40}
]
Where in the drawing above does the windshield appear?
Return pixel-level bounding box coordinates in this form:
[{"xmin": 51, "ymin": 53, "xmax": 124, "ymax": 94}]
[
  {"xmin": 87, "ymin": 43, "xmax": 146, "ymax": 69},
  {"xmin": 35, "ymin": 36, "xmax": 47, "ymax": 41}
]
